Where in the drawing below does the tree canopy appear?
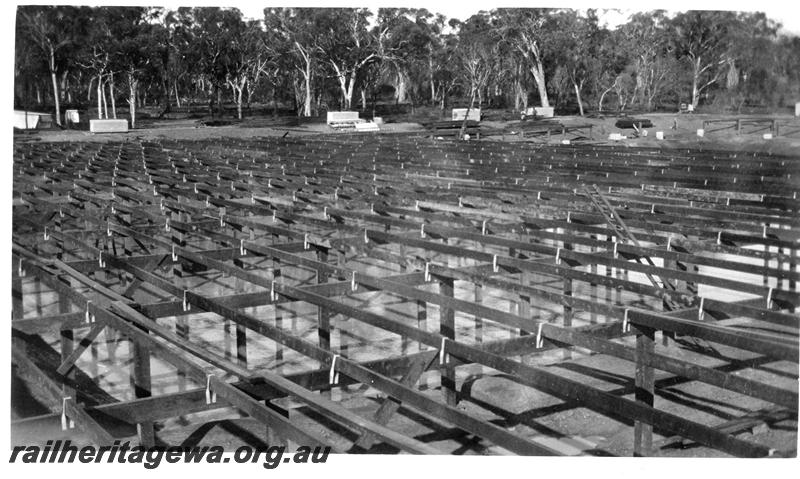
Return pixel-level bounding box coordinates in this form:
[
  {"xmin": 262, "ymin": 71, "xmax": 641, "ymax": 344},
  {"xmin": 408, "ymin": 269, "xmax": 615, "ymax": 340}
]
[{"xmin": 14, "ymin": 6, "xmax": 798, "ymax": 125}]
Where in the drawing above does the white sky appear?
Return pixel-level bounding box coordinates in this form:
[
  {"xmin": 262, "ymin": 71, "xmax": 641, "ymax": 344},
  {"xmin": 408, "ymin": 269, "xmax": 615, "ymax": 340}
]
[
  {"xmin": 5, "ymin": 1, "xmax": 797, "ymax": 34},
  {"xmin": 229, "ymin": 0, "xmax": 800, "ymax": 35}
]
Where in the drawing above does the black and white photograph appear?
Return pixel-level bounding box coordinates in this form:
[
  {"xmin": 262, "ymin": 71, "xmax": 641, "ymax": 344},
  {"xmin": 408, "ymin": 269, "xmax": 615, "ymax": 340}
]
[{"xmin": 3, "ymin": 0, "xmax": 799, "ymax": 472}]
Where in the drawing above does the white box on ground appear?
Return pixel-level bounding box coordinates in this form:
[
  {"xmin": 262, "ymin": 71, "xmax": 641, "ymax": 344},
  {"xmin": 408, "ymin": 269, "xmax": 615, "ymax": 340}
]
[
  {"xmin": 452, "ymin": 108, "xmax": 480, "ymax": 121},
  {"xmin": 656, "ymin": 131, "xmax": 664, "ymax": 140},
  {"xmin": 795, "ymin": 102, "xmax": 800, "ymax": 117},
  {"xmin": 13, "ymin": 111, "xmax": 55, "ymax": 129},
  {"xmin": 561, "ymin": 139, "xmax": 571, "ymax": 145},
  {"xmin": 763, "ymin": 133, "xmax": 773, "ymax": 140},
  {"xmin": 65, "ymin": 109, "xmax": 80, "ymax": 124},
  {"xmin": 696, "ymin": 129, "xmax": 704, "ymax": 137},
  {"xmin": 13, "ymin": 110, "xmax": 42, "ymax": 129},
  {"xmin": 90, "ymin": 119, "xmax": 129, "ymax": 133},
  {"xmin": 354, "ymin": 122, "xmax": 379, "ymax": 132},
  {"xmin": 326, "ymin": 111, "xmax": 360, "ymax": 124},
  {"xmin": 534, "ymin": 107, "xmax": 554, "ymax": 118}
]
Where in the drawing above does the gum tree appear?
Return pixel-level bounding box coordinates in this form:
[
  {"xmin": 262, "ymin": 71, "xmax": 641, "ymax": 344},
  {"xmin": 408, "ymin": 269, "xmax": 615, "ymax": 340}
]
[
  {"xmin": 455, "ymin": 12, "xmax": 498, "ymax": 110},
  {"xmin": 317, "ymin": 8, "xmax": 380, "ymax": 110},
  {"xmin": 112, "ymin": 9, "xmax": 160, "ymax": 128},
  {"xmin": 175, "ymin": 7, "xmax": 245, "ymax": 117},
  {"xmin": 670, "ymin": 10, "xmax": 739, "ymax": 109},
  {"xmin": 494, "ymin": 8, "xmax": 556, "ymax": 108},
  {"xmin": 551, "ymin": 10, "xmax": 605, "ymax": 115},
  {"xmin": 617, "ymin": 11, "xmax": 675, "ymax": 110},
  {"xmin": 17, "ymin": 5, "xmax": 87, "ymax": 125},
  {"xmin": 264, "ymin": 8, "xmax": 322, "ymax": 117}
]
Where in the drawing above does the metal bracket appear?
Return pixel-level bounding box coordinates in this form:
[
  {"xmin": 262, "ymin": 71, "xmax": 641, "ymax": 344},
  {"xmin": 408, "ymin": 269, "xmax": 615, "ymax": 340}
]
[
  {"xmin": 535, "ymin": 323, "xmax": 544, "ymax": 348},
  {"xmin": 329, "ymin": 355, "xmax": 340, "ymax": 385},
  {"xmin": 182, "ymin": 290, "xmax": 191, "ymax": 312},
  {"xmin": 205, "ymin": 375, "xmax": 217, "ymax": 404},
  {"xmin": 766, "ymin": 287, "xmax": 773, "ymax": 309},
  {"xmin": 270, "ymin": 280, "xmax": 278, "ymax": 302},
  {"xmin": 439, "ymin": 337, "xmax": 449, "ymax": 365},
  {"xmin": 85, "ymin": 300, "xmax": 95, "ymax": 324},
  {"xmin": 61, "ymin": 397, "xmax": 75, "ymax": 431}
]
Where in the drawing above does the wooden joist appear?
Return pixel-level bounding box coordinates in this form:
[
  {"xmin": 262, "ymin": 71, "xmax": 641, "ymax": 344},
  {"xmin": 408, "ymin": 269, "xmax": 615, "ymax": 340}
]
[{"xmin": 12, "ymin": 135, "xmax": 798, "ymax": 457}]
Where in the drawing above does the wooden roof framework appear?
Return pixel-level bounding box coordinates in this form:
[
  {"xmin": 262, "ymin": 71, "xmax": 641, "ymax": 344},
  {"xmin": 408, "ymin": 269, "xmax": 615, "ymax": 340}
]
[{"xmin": 11, "ymin": 134, "xmax": 799, "ymax": 457}]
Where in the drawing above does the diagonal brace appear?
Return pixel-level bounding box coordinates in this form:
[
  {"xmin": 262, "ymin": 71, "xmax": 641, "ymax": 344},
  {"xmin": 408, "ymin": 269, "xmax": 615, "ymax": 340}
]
[
  {"xmin": 56, "ymin": 321, "xmax": 107, "ymax": 376},
  {"xmin": 354, "ymin": 351, "xmax": 437, "ymax": 450}
]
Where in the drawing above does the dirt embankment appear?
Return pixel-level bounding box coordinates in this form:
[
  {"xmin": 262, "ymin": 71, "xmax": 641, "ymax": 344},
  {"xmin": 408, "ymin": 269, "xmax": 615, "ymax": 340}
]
[{"xmin": 15, "ymin": 112, "xmax": 800, "ymax": 156}]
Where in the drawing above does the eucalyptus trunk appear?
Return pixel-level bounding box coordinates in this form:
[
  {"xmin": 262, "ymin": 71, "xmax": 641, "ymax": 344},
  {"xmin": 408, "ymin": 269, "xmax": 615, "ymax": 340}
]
[
  {"xmin": 530, "ymin": 61, "xmax": 549, "ymax": 108},
  {"xmin": 109, "ymin": 72, "xmax": 117, "ymax": 119},
  {"xmin": 48, "ymin": 45, "xmax": 62, "ymax": 125},
  {"xmin": 128, "ymin": 75, "xmax": 137, "ymax": 129},
  {"xmin": 573, "ymin": 80, "xmax": 584, "ymax": 116},
  {"xmin": 96, "ymin": 74, "xmax": 103, "ymax": 119},
  {"xmin": 303, "ymin": 65, "xmax": 312, "ymax": 117}
]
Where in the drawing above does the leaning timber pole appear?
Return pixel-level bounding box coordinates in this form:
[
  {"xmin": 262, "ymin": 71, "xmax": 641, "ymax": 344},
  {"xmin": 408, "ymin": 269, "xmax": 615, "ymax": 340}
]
[{"xmin": 459, "ymin": 88, "xmax": 477, "ymax": 140}]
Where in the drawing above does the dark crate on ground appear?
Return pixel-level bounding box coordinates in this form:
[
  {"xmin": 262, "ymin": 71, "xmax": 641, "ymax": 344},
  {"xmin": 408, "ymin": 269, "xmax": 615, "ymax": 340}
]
[
  {"xmin": 429, "ymin": 120, "xmax": 481, "ymax": 139},
  {"xmin": 614, "ymin": 118, "xmax": 653, "ymax": 129}
]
